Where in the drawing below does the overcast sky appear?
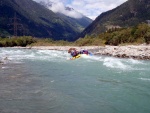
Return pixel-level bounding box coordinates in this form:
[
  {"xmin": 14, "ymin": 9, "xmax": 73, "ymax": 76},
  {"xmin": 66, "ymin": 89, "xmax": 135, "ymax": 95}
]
[{"xmin": 33, "ymin": 0, "xmax": 128, "ymax": 20}]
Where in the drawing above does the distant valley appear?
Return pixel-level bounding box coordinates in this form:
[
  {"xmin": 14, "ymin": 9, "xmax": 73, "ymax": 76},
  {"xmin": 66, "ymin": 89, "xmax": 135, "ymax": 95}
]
[
  {"xmin": 0, "ymin": 0, "xmax": 92, "ymax": 41},
  {"xmin": 0, "ymin": 0, "xmax": 150, "ymax": 42}
]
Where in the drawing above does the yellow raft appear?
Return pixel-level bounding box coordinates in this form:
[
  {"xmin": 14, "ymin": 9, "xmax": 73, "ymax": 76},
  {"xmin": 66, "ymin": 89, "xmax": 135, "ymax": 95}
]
[{"xmin": 70, "ymin": 54, "xmax": 81, "ymax": 60}]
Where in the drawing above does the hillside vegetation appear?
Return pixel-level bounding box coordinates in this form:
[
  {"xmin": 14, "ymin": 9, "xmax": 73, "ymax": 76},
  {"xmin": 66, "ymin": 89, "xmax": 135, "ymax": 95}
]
[
  {"xmin": 80, "ymin": 0, "xmax": 150, "ymax": 38},
  {"xmin": 0, "ymin": 0, "xmax": 92, "ymax": 41},
  {"xmin": 0, "ymin": 23, "xmax": 150, "ymax": 47},
  {"xmin": 0, "ymin": 36, "xmax": 36, "ymax": 47},
  {"xmin": 76, "ymin": 23, "xmax": 150, "ymax": 46}
]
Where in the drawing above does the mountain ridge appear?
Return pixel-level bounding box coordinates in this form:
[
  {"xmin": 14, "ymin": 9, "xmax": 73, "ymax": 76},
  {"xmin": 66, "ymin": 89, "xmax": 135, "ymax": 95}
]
[
  {"xmin": 0, "ymin": 0, "xmax": 92, "ymax": 41},
  {"xmin": 38, "ymin": 0, "xmax": 92, "ymax": 31},
  {"xmin": 80, "ymin": 0, "xmax": 150, "ymax": 38}
]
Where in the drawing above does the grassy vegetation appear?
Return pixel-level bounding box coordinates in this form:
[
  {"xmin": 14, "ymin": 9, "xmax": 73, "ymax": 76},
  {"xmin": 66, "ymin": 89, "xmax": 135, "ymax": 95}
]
[
  {"xmin": 103, "ymin": 23, "xmax": 150, "ymax": 45},
  {"xmin": 77, "ymin": 23, "xmax": 150, "ymax": 46},
  {"xmin": 74, "ymin": 23, "xmax": 150, "ymax": 46},
  {"xmin": 0, "ymin": 36, "xmax": 74, "ymax": 47},
  {"xmin": 74, "ymin": 35, "xmax": 105, "ymax": 46},
  {"xmin": 0, "ymin": 36, "xmax": 36, "ymax": 47},
  {"xmin": 0, "ymin": 23, "xmax": 150, "ymax": 47},
  {"xmin": 30, "ymin": 38, "xmax": 73, "ymax": 46}
]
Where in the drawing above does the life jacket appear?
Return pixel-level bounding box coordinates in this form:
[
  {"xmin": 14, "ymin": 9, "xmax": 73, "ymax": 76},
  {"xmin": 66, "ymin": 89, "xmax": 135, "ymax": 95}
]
[
  {"xmin": 71, "ymin": 50, "xmax": 78, "ymax": 57},
  {"xmin": 80, "ymin": 50, "xmax": 88, "ymax": 54}
]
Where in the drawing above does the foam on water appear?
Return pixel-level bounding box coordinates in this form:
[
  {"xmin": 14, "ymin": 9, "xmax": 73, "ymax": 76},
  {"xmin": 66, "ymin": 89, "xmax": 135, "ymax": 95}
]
[
  {"xmin": 77, "ymin": 54, "xmax": 146, "ymax": 71},
  {"xmin": 0, "ymin": 48, "xmax": 69, "ymax": 63},
  {"xmin": 103, "ymin": 57, "xmax": 128, "ymax": 70},
  {"xmin": 128, "ymin": 58, "xmax": 145, "ymax": 64},
  {"xmin": 139, "ymin": 78, "xmax": 150, "ymax": 81},
  {"xmin": 0, "ymin": 48, "xmax": 147, "ymax": 71},
  {"xmin": 100, "ymin": 56, "xmax": 148, "ymax": 71}
]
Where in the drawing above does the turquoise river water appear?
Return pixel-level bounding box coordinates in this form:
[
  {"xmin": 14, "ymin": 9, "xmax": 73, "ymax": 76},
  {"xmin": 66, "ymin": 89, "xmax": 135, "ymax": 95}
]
[{"xmin": 0, "ymin": 48, "xmax": 150, "ymax": 113}]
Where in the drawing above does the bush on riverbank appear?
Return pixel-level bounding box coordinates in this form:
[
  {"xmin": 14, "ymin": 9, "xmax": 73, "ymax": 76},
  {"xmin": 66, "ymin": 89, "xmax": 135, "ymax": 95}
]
[
  {"xmin": 104, "ymin": 23, "xmax": 150, "ymax": 45},
  {"xmin": 0, "ymin": 23, "xmax": 150, "ymax": 47},
  {"xmin": 84, "ymin": 23, "xmax": 150, "ymax": 46},
  {"xmin": 74, "ymin": 35, "xmax": 105, "ymax": 46},
  {"xmin": 70, "ymin": 23, "xmax": 150, "ymax": 46},
  {"xmin": 30, "ymin": 38, "xmax": 72, "ymax": 46},
  {"xmin": 0, "ymin": 36, "xmax": 36, "ymax": 47}
]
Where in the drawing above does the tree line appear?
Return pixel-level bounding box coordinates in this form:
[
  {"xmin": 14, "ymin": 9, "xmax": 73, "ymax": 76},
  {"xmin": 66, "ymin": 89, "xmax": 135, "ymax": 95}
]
[
  {"xmin": 0, "ymin": 23, "xmax": 150, "ymax": 47},
  {"xmin": 76, "ymin": 23, "xmax": 150, "ymax": 46}
]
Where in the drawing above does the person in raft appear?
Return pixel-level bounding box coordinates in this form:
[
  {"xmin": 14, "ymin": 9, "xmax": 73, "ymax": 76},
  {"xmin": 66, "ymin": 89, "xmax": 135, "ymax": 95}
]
[
  {"xmin": 68, "ymin": 48, "xmax": 79, "ymax": 57},
  {"xmin": 79, "ymin": 49, "xmax": 89, "ymax": 55},
  {"xmin": 68, "ymin": 48, "xmax": 89, "ymax": 57}
]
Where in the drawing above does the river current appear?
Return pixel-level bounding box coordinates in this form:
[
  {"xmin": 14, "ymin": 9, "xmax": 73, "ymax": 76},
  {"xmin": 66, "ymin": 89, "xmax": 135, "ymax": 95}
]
[{"xmin": 0, "ymin": 48, "xmax": 150, "ymax": 113}]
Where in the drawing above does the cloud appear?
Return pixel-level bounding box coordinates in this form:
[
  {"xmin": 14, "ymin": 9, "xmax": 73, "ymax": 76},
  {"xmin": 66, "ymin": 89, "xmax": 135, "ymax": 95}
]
[
  {"xmin": 33, "ymin": 0, "xmax": 83, "ymax": 19},
  {"xmin": 49, "ymin": 2, "xmax": 83, "ymax": 18},
  {"xmin": 67, "ymin": 0, "xmax": 127, "ymax": 20},
  {"xmin": 33, "ymin": 0, "xmax": 128, "ymax": 20}
]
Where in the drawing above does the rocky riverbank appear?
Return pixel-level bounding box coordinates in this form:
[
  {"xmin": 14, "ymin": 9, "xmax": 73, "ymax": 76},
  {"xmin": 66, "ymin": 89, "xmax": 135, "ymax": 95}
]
[
  {"xmin": 92, "ymin": 45, "xmax": 150, "ymax": 60},
  {"xmin": 12, "ymin": 44, "xmax": 150, "ymax": 60}
]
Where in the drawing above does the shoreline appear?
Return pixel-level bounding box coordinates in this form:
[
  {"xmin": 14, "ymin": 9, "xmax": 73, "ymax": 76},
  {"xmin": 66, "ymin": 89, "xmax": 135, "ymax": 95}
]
[{"xmin": 9, "ymin": 44, "xmax": 150, "ymax": 60}]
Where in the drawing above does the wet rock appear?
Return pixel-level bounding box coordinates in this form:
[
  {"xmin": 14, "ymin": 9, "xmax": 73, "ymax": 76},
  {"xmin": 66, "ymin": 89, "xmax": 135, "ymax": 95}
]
[{"xmin": 0, "ymin": 61, "xmax": 3, "ymax": 65}]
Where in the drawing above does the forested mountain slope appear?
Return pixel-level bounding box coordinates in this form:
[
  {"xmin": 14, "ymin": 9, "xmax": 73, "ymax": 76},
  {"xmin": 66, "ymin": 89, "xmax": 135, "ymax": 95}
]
[{"xmin": 80, "ymin": 0, "xmax": 150, "ymax": 38}]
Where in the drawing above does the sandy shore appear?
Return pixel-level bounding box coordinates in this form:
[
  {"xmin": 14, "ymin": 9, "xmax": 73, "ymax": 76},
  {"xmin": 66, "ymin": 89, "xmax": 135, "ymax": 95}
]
[{"xmin": 11, "ymin": 44, "xmax": 150, "ymax": 60}]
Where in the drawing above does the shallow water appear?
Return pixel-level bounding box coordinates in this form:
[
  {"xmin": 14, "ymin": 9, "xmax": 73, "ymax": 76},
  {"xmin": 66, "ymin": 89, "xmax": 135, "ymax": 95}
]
[{"xmin": 0, "ymin": 48, "xmax": 150, "ymax": 113}]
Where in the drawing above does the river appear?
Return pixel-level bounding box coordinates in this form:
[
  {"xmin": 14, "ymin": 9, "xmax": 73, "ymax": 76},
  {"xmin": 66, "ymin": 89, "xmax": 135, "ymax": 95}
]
[{"xmin": 0, "ymin": 48, "xmax": 150, "ymax": 113}]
